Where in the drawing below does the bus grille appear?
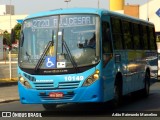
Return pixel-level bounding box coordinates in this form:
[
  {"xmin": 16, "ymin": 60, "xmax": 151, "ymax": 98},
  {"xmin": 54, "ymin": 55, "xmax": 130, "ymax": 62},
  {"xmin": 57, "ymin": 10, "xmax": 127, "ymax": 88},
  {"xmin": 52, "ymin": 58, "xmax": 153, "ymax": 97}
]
[
  {"xmin": 33, "ymin": 82, "xmax": 54, "ymax": 90},
  {"xmin": 58, "ymin": 81, "xmax": 80, "ymax": 89},
  {"xmin": 33, "ymin": 81, "xmax": 80, "ymax": 90}
]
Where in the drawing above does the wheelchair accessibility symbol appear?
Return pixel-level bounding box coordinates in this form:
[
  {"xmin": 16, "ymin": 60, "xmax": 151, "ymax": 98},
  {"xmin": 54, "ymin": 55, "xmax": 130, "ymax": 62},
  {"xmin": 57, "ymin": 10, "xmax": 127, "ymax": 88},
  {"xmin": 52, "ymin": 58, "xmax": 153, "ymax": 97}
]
[{"xmin": 45, "ymin": 57, "xmax": 56, "ymax": 68}]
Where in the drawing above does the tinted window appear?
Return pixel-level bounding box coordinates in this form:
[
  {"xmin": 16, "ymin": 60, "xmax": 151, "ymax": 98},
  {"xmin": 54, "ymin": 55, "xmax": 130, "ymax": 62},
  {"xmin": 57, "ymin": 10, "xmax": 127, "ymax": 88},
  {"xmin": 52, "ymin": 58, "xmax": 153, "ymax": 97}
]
[
  {"xmin": 102, "ymin": 22, "xmax": 112, "ymax": 53},
  {"xmin": 149, "ymin": 27, "xmax": 156, "ymax": 50},
  {"xmin": 111, "ymin": 17, "xmax": 123, "ymax": 50},
  {"xmin": 133, "ymin": 23, "xmax": 141, "ymax": 49},
  {"xmin": 122, "ymin": 21, "xmax": 132, "ymax": 49},
  {"xmin": 142, "ymin": 25, "xmax": 148, "ymax": 50}
]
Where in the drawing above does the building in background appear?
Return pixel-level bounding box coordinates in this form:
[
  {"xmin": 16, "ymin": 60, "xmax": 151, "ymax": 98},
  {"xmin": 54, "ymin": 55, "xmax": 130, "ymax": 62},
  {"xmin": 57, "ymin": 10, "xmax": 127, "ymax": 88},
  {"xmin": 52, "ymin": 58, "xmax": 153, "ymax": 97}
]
[
  {"xmin": 0, "ymin": 14, "xmax": 27, "ymax": 32},
  {"xmin": 124, "ymin": 4, "xmax": 139, "ymax": 18},
  {"xmin": 139, "ymin": 0, "xmax": 160, "ymax": 36},
  {"xmin": 0, "ymin": 5, "xmax": 27, "ymax": 60},
  {"xmin": 109, "ymin": 0, "xmax": 124, "ymax": 11},
  {"xmin": 0, "ymin": 5, "xmax": 14, "ymax": 15},
  {"xmin": 0, "ymin": 5, "xmax": 27, "ymax": 33}
]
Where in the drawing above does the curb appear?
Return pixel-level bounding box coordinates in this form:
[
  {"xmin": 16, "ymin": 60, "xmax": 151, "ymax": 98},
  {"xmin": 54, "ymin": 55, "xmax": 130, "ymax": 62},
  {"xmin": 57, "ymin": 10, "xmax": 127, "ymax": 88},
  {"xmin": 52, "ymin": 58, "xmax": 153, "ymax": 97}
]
[
  {"xmin": 0, "ymin": 98, "xmax": 19, "ymax": 103},
  {"xmin": 0, "ymin": 82, "xmax": 18, "ymax": 87}
]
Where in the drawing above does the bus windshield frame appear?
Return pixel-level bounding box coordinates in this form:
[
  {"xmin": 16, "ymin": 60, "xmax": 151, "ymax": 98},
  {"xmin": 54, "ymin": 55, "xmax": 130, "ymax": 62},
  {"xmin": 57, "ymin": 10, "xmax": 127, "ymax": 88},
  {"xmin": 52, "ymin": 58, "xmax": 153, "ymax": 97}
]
[{"xmin": 19, "ymin": 14, "xmax": 100, "ymax": 72}]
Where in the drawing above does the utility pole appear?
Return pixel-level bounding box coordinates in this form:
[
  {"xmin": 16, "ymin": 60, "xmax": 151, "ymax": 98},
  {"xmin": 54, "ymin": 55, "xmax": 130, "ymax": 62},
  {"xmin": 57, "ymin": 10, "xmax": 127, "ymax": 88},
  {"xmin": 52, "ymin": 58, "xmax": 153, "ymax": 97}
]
[
  {"xmin": 9, "ymin": 0, "xmax": 12, "ymax": 80},
  {"xmin": 98, "ymin": 0, "xmax": 100, "ymax": 8},
  {"xmin": 147, "ymin": 0, "xmax": 150, "ymax": 21},
  {"xmin": 64, "ymin": 0, "xmax": 71, "ymax": 8}
]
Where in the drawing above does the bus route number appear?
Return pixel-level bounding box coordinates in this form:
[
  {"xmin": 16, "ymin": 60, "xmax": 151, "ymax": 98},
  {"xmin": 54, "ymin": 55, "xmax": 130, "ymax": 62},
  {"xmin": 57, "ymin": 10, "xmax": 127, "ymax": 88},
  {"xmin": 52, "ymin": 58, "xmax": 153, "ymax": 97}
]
[
  {"xmin": 33, "ymin": 19, "xmax": 50, "ymax": 28},
  {"xmin": 65, "ymin": 76, "xmax": 84, "ymax": 81}
]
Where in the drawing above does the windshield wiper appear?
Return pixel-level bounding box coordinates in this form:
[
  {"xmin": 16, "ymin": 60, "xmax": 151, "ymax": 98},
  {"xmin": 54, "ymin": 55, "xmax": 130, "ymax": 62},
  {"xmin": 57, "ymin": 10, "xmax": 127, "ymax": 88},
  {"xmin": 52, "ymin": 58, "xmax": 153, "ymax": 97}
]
[
  {"xmin": 35, "ymin": 30, "xmax": 54, "ymax": 71},
  {"xmin": 61, "ymin": 29, "xmax": 78, "ymax": 73},
  {"xmin": 35, "ymin": 41, "xmax": 52, "ymax": 71}
]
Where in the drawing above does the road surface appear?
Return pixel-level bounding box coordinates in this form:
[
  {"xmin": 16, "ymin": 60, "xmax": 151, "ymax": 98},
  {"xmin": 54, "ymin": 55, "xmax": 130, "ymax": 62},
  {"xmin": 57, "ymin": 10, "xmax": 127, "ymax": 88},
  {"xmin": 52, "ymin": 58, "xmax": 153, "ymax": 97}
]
[{"xmin": 0, "ymin": 82, "xmax": 160, "ymax": 119}]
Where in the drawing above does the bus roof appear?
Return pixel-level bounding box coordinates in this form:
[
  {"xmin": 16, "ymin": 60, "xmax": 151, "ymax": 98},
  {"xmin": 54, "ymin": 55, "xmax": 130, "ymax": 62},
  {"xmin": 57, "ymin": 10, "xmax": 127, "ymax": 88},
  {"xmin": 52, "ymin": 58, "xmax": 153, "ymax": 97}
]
[
  {"xmin": 25, "ymin": 7, "xmax": 154, "ymax": 26},
  {"xmin": 25, "ymin": 8, "xmax": 103, "ymax": 19}
]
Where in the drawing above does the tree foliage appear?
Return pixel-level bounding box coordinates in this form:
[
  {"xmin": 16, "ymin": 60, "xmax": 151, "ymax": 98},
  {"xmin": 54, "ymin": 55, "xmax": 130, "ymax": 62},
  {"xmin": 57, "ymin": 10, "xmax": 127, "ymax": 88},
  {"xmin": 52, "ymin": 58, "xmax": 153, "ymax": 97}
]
[
  {"xmin": 3, "ymin": 31, "xmax": 11, "ymax": 45},
  {"xmin": 13, "ymin": 23, "xmax": 21, "ymax": 40},
  {"xmin": 2, "ymin": 23, "xmax": 21, "ymax": 45}
]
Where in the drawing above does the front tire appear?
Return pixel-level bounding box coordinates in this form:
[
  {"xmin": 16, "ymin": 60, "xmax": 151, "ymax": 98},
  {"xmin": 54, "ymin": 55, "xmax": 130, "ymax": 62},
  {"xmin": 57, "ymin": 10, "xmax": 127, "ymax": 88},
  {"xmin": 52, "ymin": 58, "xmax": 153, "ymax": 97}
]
[{"xmin": 113, "ymin": 81, "xmax": 123, "ymax": 107}]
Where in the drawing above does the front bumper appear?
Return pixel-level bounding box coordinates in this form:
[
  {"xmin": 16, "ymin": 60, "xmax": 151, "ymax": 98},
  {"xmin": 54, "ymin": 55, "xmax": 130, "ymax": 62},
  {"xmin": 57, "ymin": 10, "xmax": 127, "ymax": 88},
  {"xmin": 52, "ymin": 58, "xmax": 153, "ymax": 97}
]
[{"xmin": 18, "ymin": 80, "xmax": 103, "ymax": 104}]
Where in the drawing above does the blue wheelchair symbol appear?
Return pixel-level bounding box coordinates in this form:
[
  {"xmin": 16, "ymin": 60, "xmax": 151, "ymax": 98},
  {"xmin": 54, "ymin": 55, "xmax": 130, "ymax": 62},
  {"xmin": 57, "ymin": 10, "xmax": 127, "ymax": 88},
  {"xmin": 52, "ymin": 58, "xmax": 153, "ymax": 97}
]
[{"xmin": 45, "ymin": 57, "xmax": 56, "ymax": 68}]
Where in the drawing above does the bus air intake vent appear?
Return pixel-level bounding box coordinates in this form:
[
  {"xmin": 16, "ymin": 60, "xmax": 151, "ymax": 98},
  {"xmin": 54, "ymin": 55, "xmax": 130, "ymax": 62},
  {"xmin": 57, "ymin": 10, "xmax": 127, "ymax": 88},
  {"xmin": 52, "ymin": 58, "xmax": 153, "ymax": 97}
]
[
  {"xmin": 33, "ymin": 82, "xmax": 54, "ymax": 90},
  {"xmin": 58, "ymin": 81, "xmax": 80, "ymax": 89}
]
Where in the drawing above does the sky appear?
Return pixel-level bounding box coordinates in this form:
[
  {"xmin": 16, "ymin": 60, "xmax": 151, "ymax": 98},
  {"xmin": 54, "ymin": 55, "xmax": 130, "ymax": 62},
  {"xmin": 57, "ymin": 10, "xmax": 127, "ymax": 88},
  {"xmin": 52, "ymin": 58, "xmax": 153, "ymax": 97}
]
[{"xmin": 0, "ymin": 0, "xmax": 147, "ymax": 14}]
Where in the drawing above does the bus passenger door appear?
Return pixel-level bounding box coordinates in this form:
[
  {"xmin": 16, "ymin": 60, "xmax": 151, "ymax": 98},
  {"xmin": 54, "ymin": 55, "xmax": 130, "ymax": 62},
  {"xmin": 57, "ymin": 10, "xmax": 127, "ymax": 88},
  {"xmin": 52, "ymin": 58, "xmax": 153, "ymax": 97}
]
[{"xmin": 101, "ymin": 16, "xmax": 114, "ymax": 101}]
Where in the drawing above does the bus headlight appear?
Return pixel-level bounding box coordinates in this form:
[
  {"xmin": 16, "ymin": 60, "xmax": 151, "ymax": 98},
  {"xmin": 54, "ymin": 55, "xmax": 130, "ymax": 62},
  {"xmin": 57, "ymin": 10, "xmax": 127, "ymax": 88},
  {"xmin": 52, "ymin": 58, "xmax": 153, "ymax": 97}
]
[
  {"xmin": 19, "ymin": 76, "xmax": 32, "ymax": 89},
  {"xmin": 83, "ymin": 70, "xmax": 100, "ymax": 86}
]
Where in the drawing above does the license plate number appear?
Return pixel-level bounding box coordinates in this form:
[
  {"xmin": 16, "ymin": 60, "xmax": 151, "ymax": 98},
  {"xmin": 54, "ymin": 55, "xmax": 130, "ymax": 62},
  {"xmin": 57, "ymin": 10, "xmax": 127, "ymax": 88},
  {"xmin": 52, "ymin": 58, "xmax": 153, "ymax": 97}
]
[{"xmin": 49, "ymin": 92, "xmax": 63, "ymax": 98}]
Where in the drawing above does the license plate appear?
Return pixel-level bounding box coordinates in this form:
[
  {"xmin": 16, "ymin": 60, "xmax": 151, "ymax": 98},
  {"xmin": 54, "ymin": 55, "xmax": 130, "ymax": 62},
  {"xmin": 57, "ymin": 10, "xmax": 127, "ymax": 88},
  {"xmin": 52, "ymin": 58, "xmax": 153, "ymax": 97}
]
[{"xmin": 49, "ymin": 92, "xmax": 63, "ymax": 98}]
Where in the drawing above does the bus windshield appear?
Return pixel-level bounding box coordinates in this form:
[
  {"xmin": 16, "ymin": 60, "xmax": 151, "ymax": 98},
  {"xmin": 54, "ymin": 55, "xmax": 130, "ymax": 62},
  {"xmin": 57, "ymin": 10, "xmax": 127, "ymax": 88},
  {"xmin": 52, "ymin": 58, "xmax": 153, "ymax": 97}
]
[{"xmin": 19, "ymin": 14, "xmax": 100, "ymax": 69}]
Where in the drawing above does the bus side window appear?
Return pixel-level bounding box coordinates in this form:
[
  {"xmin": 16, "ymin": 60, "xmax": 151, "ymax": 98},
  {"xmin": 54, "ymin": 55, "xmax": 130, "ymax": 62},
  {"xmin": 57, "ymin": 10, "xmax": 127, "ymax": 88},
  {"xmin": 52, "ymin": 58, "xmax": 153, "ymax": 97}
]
[
  {"xmin": 133, "ymin": 23, "xmax": 141, "ymax": 49},
  {"xmin": 142, "ymin": 25, "xmax": 149, "ymax": 50},
  {"xmin": 122, "ymin": 20, "xmax": 132, "ymax": 49},
  {"xmin": 149, "ymin": 27, "xmax": 157, "ymax": 50},
  {"xmin": 111, "ymin": 17, "xmax": 123, "ymax": 50},
  {"xmin": 102, "ymin": 22, "xmax": 112, "ymax": 53},
  {"xmin": 102, "ymin": 21, "xmax": 112, "ymax": 67}
]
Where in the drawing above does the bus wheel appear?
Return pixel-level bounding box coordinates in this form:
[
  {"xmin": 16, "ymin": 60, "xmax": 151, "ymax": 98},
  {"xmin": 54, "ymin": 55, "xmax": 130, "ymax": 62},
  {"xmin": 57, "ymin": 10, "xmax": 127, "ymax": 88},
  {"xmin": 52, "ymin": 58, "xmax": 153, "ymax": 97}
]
[
  {"xmin": 113, "ymin": 81, "xmax": 122, "ymax": 107},
  {"xmin": 141, "ymin": 72, "xmax": 150, "ymax": 97},
  {"xmin": 42, "ymin": 104, "xmax": 57, "ymax": 111}
]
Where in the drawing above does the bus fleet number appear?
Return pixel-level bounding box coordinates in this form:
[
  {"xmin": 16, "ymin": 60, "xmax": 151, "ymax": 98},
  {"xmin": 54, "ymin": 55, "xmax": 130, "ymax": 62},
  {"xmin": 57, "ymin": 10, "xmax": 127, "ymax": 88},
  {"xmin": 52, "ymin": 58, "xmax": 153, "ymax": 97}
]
[{"xmin": 65, "ymin": 76, "xmax": 84, "ymax": 81}]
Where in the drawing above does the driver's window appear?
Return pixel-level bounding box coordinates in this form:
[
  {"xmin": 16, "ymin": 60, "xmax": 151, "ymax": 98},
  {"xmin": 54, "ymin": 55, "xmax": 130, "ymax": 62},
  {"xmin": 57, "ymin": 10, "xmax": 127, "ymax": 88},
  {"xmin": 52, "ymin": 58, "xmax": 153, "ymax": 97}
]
[
  {"xmin": 102, "ymin": 21, "xmax": 112, "ymax": 53},
  {"xmin": 102, "ymin": 21, "xmax": 113, "ymax": 67}
]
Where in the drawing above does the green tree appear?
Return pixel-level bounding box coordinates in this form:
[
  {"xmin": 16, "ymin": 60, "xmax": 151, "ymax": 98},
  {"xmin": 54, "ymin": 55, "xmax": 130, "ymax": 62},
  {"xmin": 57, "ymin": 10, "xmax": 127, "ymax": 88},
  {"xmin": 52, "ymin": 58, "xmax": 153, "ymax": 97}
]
[
  {"xmin": 3, "ymin": 31, "xmax": 11, "ymax": 46},
  {"xmin": 2, "ymin": 23, "xmax": 21, "ymax": 46},
  {"xmin": 13, "ymin": 23, "xmax": 21, "ymax": 40}
]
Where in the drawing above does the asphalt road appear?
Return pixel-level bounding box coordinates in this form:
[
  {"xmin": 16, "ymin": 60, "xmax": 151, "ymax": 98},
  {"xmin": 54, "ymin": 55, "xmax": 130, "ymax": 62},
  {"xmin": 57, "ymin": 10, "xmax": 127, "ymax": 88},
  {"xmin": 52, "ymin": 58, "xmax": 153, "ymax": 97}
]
[{"xmin": 0, "ymin": 82, "xmax": 160, "ymax": 119}]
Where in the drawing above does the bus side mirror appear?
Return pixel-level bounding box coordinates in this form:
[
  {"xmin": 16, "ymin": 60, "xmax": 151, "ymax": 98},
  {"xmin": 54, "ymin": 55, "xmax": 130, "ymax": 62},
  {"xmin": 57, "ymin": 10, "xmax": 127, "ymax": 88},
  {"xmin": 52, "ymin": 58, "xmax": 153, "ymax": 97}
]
[{"xmin": 20, "ymin": 31, "xmax": 24, "ymax": 47}]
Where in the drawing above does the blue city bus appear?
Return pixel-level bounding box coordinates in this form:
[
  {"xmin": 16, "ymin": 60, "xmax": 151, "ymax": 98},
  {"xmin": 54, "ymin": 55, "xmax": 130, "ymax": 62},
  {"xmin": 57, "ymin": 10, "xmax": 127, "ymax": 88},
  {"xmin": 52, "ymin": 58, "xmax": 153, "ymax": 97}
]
[{"xmin": 18, "ymin": 8, "xmax": 157, "ymax": 110}]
